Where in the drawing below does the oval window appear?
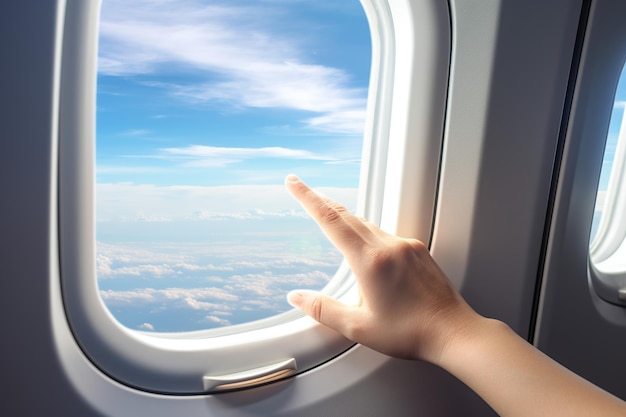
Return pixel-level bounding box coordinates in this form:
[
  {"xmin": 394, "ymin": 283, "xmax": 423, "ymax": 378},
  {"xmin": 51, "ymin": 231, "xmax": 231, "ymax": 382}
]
[{"xmin": 58, "ymin": 0, "xmax": 451, "ymax": 394}]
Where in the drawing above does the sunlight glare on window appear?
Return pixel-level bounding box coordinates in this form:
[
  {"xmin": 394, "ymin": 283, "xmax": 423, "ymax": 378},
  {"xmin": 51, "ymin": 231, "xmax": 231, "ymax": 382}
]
[{"xmin": 95, "ymin": 0, "xmax": 371, "ymax": 332}]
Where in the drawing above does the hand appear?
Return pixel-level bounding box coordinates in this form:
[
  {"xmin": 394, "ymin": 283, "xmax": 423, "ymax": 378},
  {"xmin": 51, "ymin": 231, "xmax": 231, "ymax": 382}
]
[{"xmin": 284, "ymin": 175, "xmax": 480, "ymax": 364}]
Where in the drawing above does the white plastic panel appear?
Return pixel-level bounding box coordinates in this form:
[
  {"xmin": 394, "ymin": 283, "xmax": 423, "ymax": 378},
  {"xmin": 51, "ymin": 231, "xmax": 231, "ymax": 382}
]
[
  {"xmin": 535, "ymin": 0, "xmax": 626, "ymax": 401},
  {"xmin": 431, "ymin": 0, "xmax": 583, "ymax": 335}
]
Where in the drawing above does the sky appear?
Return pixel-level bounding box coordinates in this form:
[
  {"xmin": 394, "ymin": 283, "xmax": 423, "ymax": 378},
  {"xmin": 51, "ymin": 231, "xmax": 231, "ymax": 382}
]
[
  {"xmin": 599, "ymin": 66, "xmax": 626, "ymax": 191},
  {"xmin": 590, "ymin": 64, "xmax": 626, "ymax": 242},
  {"xmin": 95, "ymin": 0, "xmax": 371, "ymax": 332}
]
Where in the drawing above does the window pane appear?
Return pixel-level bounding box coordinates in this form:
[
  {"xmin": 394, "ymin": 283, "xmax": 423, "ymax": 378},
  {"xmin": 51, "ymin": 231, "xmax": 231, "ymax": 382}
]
[
  {"xmin": 590, "ymin": 63, "xmax": 626, "ymax": 269},
  {"xmin": 96, "ymin": 0, "xmax": 371, "ymax": 332}
]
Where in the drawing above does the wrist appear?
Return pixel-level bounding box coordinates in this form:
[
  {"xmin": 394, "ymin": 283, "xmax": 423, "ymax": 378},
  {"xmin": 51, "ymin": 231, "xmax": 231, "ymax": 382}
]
[{"xmin": 434, "ymin": 313, "xmax": 507, "ymax": 372}]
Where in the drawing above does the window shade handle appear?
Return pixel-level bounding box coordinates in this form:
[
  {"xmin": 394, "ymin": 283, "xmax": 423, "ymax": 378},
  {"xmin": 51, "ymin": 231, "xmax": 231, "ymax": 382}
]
[{"xmin": 203, "ymin": 358, "xmax": 297, "ymax": 392}]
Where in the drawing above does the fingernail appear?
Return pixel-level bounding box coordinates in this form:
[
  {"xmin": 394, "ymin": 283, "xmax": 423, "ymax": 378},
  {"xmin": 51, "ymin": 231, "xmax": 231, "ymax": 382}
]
[
  {"xmin": 285, "ymin": 174, "xmax": 300, "ymax": 184},
  {"xmin": 287, "ymin": 291, "xmax": 304, "ymax": 308}
]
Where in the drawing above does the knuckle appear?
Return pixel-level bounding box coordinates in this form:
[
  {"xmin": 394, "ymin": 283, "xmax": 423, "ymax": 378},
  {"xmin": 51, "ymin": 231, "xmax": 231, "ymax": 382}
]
[
  {"xmin": 406, "ymin": 238, "xmax": 427, "ymax": 253},
  {"xmin": 366, "ymin": 239, "xmax": 425, "ymax": 275},
  {"xmin": 366, "ymin": 246, "xmax": 395, "ymax": 275},
  {"xmin": 309, "ymin": 296, "xmax": 324, "ymax": 322},
  {"xmin": 316, "ymin": 199, "xmax": 347, "ymax": 225}
]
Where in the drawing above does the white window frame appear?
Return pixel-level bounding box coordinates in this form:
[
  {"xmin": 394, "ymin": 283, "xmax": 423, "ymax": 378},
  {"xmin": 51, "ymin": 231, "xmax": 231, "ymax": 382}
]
[{"xmin": 58, "ymin": 0, "xmax": 451, "ymax": 394}]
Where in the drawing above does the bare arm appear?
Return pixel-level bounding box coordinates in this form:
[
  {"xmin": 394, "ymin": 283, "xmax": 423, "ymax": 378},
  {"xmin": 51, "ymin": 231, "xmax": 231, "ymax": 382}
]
[{"xmin": 284, "ymin": 174, "xmax": 626, "ymax": 417}]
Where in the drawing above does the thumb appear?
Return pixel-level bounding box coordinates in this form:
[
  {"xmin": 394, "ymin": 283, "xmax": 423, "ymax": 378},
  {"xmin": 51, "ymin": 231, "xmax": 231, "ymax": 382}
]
[{"xmin": 287, "ymin": 290, "xmax": 352, "ymax": 334}]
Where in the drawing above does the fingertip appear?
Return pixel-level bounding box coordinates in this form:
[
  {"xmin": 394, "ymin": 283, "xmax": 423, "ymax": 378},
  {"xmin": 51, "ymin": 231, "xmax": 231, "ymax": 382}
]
[
  {"xmin": 287, "ymin": 290, "xmax": 304, "ymax": 309},
  {"xmin": 284, "ymin": 174, "xmax": 300, "ymax": 187},
  {"xmin": 285, "ymin": 175, "xmax": 304, "ymax": 198}
]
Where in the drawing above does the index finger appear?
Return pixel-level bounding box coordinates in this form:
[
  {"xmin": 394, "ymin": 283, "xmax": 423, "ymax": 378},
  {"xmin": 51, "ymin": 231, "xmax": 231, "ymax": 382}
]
[{"xmin": 284, "ymin": 175, "xmax": 374, "ymax": 261}]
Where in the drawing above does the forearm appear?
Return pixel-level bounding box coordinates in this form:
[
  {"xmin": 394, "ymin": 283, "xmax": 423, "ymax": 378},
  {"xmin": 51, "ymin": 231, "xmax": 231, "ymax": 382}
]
[{"xmin": 439, "ymin": 317, "xmax": 626, "ymax": 417}]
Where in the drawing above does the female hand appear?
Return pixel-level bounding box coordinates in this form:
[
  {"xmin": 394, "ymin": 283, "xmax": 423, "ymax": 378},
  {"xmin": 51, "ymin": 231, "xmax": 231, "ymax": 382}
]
[{"xmin": 284, "ymin": 174, "xmax": 480, "ymax": 364}]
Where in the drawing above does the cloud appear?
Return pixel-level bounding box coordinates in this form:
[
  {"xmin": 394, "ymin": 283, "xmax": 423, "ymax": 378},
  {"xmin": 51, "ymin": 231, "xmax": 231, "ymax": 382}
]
[
  {"xmin": 120, "ymin": 129, "xmax": 152, "ymax": 136},
  {"xmin": 97, "ymin": 240, "xmax": 343, "ymax": 329},
  {"xmin": 156, "ymin": 145, "xmax": 332, "ymax": 168},
  {"xmin": 96, "ymin": 240, "xmax": 341, "ymax": 281},
  {"xmin": 98, "ymin": 268, "xmax": 333, "ymax": 322},
  {"xmin": 99, "ymin": 1, "xmax": 294, "ymax": 76},
  {"xmin": 100, "ymin": 287, "xmax": 239, "ymax": 304},
  {"xmin": 139, "ymin": 322, "xmax": 155, "ymax": 331},
  {"xmin": 98, "ymin": 264, "xmax": 339, "ymax": 325},
  {"xmin": 183, "ymin": 297, "xmax": 226, "ymax": 311},
  {"xmin": 98, "ymin": 0, "xmax": 367, "ymax": 135},
  {"xmin": 305, "ymin": 109, "xmax": 368, "ymax": 135},
  {"xmin": 95, "ymin": 183, "xmax": 358, "ymax": 222},
  {"xmin": 205, "ymin": 315, "xmax": 232, "ymax": 326}
]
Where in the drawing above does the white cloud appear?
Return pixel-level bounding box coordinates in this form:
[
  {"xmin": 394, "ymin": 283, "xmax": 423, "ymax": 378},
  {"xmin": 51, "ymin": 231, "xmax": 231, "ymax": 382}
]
[
  {"xmin": 157, "ymin": 145, "xmax": 332, "ymax": 168},
  {"xmin": 99, "ymin": 263, "xmax": 176, "ymax": 277},
  {"xmin": 98, "ymin": 0, "xmax": 367, "ymax": 135},
  {"xmin": 139, "ymin": 322, "xmax": 155, "ymax": 331},
  {"xmin": 96, "ymin": 183, "xmax": 357, "ymax": 222},
  {"xmin": 100, "ymin": 287, "xmax": 239, "ymax": 305},
  {"xmin": 205, "ymin": 315, "xmax": 232, "ymax": 326},
  {"xmin": 96, "ymin": 240, "xmax": 341, "ymax": 283},
  {"xmin": 305, "ymin": 109, "xmax": 367, "ymax": 135},
  {"xmin": 183, "ymin": 297, "xmax": 225, "ymax": 311},
  {"xmin": 121, "ymin": 129, "xmax": 152, "ymax": 136},
  {"xmin": 177, "ymin": 263, "xmax": 234, "ymax": 272},
  {"xmin": 100, "ymin": 289, "xmax": 157, "ymax": 303}
]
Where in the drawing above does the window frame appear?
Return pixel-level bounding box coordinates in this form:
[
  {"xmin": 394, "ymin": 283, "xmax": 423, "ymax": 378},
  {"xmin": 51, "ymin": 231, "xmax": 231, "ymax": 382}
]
[{"xmin": 58, "ymin": 0, "xmax": 451, "ymax": 394}]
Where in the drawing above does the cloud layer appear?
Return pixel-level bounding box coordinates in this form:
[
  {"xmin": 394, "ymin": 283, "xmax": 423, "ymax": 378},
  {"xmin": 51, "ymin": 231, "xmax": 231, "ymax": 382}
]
[
  {"xmin": 96, "ymin": 183, "xmax": 357, "ymax": 222},
  {"xmin": 97, "ymin": 237, "xmax": 343, "ymax": 332}
]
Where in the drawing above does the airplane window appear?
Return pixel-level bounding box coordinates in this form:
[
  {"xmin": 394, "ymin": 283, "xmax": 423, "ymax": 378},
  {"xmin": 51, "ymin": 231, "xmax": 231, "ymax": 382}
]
[
  {"xmin": 59, "ymin": 0, "xmax": 450, "ymax": 394},
  {"xmin": 589, "ymin": 62, "xmax": 626, "ymax": 305},
  {"xmin": 95, "ymin": 0, "xmax": 371, "ymax": 332}
]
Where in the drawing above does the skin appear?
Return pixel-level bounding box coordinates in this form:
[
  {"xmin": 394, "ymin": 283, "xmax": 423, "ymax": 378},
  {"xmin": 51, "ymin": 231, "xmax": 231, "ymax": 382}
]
[{"xmin": 284, "ymin": 174, "xmax": 626, "ymax": 417}]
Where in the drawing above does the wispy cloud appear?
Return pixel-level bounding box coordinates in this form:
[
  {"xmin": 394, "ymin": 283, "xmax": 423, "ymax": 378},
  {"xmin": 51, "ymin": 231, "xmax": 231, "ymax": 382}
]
[
  {"xmin": 120, "ymin": 129, "xmax": 152, "ymax": 136},
  {"xmin": 154, "ymin": 145, "xmax": 332, "ymax": 167},
  {"xmin": 98, "ymin": 0, "xmax": 367, "ymax": 135},
  {"xmin": 101, "ymin": 287, "xmax": 239, "ymax": 303},
  {"xmin": 205, "ymin": 315, "xmax": 232, "ymax": 326},
  {"xmin": 139, "ymin": 322, "xmax": 155, "ymax": 331}
]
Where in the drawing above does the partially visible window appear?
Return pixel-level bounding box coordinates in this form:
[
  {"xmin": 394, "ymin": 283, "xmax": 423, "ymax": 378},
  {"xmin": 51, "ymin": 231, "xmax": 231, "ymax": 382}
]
[
  {"xmin": 95, "ymin": 0, "xmax": 371, "ymax": 332},
  {"xmin": 590, "ymin": 62, "xmax": 626, "ymax": 304}
]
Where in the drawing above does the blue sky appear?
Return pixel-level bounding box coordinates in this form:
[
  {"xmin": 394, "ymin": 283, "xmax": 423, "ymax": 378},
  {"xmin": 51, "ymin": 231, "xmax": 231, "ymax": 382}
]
[
  {"xmin": 598, "ymin": 65, "xmax": 626, "ymax": 191},
  {"xmin": 96, "ymin": 0, "xmax": 371, "ymax": 188},
  {"xmin": 95, "ymin": 0, "xmax": 371, "ymax": 332}
]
